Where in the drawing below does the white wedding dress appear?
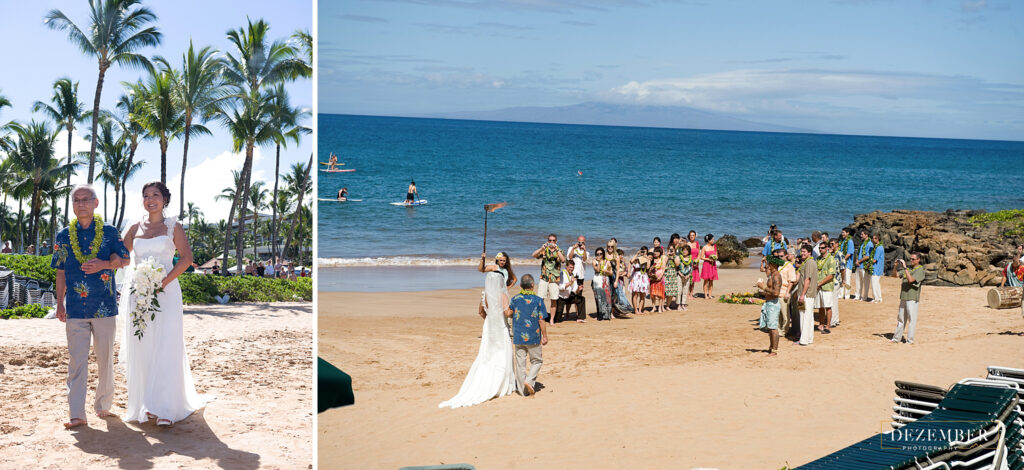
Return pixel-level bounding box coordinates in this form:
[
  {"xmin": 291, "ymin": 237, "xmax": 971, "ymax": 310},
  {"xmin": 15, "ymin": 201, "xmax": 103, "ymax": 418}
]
[
  {"xmin": 439, "ymin": 272, "xmax": 517, "ymax": 408},
  {"xmin": 119, "ymin": 217, "xmax": 212, "ymax": 423}
]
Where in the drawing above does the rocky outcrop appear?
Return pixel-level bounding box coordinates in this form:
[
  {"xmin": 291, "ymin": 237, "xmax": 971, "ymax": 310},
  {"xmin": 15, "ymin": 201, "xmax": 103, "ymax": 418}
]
[
  {"xmin": 742, "ymin": 237, "xmax": 764, "ymax": 248},
  {"xmin": 718, "ymin": 234, "xmax": 749, "ymax": 267},
  {"xmin": 847, "ymin": 210, "xmax": 1023, "ymax": 287}
]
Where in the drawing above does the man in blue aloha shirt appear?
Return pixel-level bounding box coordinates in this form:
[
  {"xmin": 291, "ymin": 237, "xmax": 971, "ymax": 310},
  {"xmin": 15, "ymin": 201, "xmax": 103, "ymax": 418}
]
[
  {"xmin": 51, "ymin": 185, "xmax": 129, "ymax": 429},
  {"xmin": 505, "ymin": 274, "xmax": 549, "ymax": 397}
]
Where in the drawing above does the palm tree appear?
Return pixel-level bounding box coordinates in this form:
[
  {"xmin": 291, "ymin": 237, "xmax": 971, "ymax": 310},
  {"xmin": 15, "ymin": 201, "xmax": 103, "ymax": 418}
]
[
  {"xmin": 267, "ymin": 85, "xmax": 309, "ymax": 262},
  {"xmin": 139, "ymin": 67, "xmax": 184, "ymax": 185},
  {"xmin": 280, "ymin": 156, "xmax": 311, "ymax": 262},
  {"xmin": 184, "ymin": 202, "xmax": 202, "ymax": 245},
  {"xmin": 290, "ymin": 29, "xmax": 313, "ymax": 80},
  {"xmin": 214, "ymin": 89, "xmax": 276, "ymax": 274},
  {"xmin": 0, "ymin": 89, "xmax": 12, "ymax": 125},
  {"xmin": 157, "ymin": 41, "xmax": 222, "ymax": 218},
  {"xmin": 111, "ymin": 83, "xmax": 150, "ymax": 228},
  {"xmin": 44, "ymin": 0, "xmax": 161, "ymax": 183},
  {"xmin": 246, "ymin": 180, "xmax": 267, "ymax": 259},
  {"xmin": 6, "ymin": 121, "xmax": 79, "ymax": 248},
  {"xmin": 94, "ymin": 118, "xmax": 141, "ymax": 224},
  {"xmin": 32, "ymin": 78, "xmax": 90, "ymax": 225},
  {"xmin": 218, "ymin": 18, "xmax": 305, "ymax": 274}
]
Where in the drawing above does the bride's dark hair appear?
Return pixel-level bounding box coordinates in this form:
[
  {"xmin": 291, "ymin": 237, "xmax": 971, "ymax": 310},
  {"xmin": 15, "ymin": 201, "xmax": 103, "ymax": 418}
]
[
  {"xmin": 142, "ymin": 181, "xmax": 172, "ymax": 208},
  {"xmin": 496, "ymin": 251, "xmax": 515, "ymax": 287}
]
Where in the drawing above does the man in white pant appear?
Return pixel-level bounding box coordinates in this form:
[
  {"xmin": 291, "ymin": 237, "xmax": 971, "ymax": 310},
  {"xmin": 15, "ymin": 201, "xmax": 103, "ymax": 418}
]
[
  {"xmin": 837, "ymin": 228, "xmax": 856, "ymax": 300},
  {"xmin": 869, "ymin": 233, "xmax": 885, "ymax": 303},
  {"xmin": 796, "ymin": 245, "xmax": 818, "ymax": 346},
  {"xmin": 892, "ymin": 253, "xmax": 924, "ymax": 344},
  {"xmin": 854, "ymin": 229, "xmax": 873, "ymax": 301}
]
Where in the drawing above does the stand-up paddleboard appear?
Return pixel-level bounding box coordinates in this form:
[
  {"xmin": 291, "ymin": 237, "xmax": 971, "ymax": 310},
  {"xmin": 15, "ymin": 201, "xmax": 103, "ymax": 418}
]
[
  {"xmin": 318, "ymin": 198, "xmax": 361, "ymax": 202},
  {"xmin": 320, "ymin": 168, "xmax": 356, "ymax": 173},
  {"xmin": 320, "ymin": 161, "xmax": 344, "ymax": 165},
  {"xmin": 390, "ymin": 199, "xmax": 428, "ymax": 207}
]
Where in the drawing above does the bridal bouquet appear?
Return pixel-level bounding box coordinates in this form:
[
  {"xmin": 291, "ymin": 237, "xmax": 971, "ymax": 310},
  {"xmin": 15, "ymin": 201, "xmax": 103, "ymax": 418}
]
[{"xmin": 130, "ymin": 257, "xmax": 165, "ymax": 340}]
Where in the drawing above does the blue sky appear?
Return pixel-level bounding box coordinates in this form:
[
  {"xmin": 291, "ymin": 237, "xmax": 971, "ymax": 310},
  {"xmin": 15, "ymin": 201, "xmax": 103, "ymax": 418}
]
[
  {"xmin": 320, "ymin": 0, "xmax": 1023, "ymax": 141},
  {"xmin": 0, "ymin": 0, "xmax": 312, "ymax": 225}
]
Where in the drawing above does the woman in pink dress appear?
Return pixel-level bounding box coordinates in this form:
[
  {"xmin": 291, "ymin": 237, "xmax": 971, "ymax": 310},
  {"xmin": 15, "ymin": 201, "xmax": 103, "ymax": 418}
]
[
  {"xmin": 699, "ymin": 233, "xmax": 719, "ymax": 299},
  {"xmin": 686, "ymin": 231, "xmax": 701, "ymax": 300}
]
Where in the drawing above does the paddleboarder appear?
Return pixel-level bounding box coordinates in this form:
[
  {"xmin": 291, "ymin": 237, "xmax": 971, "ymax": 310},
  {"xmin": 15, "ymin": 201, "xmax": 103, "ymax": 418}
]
[
  {"xmin": 405, "ymin": 181, "xmax": 418, "ymax": 204},
  {"xmin": 328, "ymin": 152, "xmax": 339, "ymax": 170},
  {"xmin": 337, "ymin": 187, "xmax": 348, "ymax": 201}
]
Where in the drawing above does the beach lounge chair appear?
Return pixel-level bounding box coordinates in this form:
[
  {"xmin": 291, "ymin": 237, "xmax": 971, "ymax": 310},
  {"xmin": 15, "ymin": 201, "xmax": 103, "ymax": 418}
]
[
  {"xmin": 892, "ymin": 381, "xmax": 947, "ymax": 429},
  {"xmin": 797, "ymin": 381, "xmax": 1020, "ymax": 469},
  {"xmin": 40, "ymin": 290, "xmax": 55, "ymax": 309},
  {"xmin": 317, "ymin": 357, "xmax": 354, "ymax": 413}
]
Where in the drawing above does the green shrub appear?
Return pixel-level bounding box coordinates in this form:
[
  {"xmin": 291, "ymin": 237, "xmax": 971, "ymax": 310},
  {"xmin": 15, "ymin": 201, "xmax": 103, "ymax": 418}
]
[
  {"xmin": 0, "ymin": 304, "xmax": 50, "ymax": 319},
  {"xmin": 0, "ymin": 254, "xmax": 57, "ymax": 283},
  {"xmin": 178, "ymin": 273, "xmax": 312, "ymax": 304},
  {"xmin": 970, "ymin": 209, "xmax": 1024, "ymax": 237}
]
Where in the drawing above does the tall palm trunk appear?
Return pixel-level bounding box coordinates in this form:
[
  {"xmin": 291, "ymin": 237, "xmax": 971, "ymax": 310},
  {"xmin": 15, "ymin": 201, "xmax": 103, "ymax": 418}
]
[
  {"xmin": 234, "ymin": 149, "xmax": 256, "ymax": 273},
  {"xmin": 282, "ymin": 153, "xmax": 312, "ymax": 261},
  {"xmin": 271, "ymin": 142, "xmax": 281, "ymax": 263},
  {"xmin": 117, "ymin": 143, "xmax": 137, "ymax": 229},
  {"xmin": 159, "ymin": 137, "xmax": 168, "ymax": 184},
  {"xmin": 88, "ymin": 63, "xmax": 108, "ymax": 184},
  {"xmin": 49, "ymin": 195, "xmax": 57, "ymax": 249},
  {"xmin": 221, "ymin": 144, "xmax": 253, "ymax": 275},
  {"xmin": 16, "ymin": 198, "xmax": 24, "ymax": 253},
  {"xmin": 179, "ymin": 115, "xmax": 192, "ymax": 219},
  {"xmin": 103, "ymin": 181, "xmax": 108, "ymax": 220},
  {"xmin": 64, "ymin": 126, "xmax": 73, "ymax": 225}
]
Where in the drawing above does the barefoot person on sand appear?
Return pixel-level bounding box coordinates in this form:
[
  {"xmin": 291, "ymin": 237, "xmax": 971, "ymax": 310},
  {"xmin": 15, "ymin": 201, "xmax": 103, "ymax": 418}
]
[
  {"xmin": 756, "ymin": 255, "xmax": 784, "ymax": 356},
  {"xmin": 532, "ymin": 233, "xmax": 565, "ymax": 319},
  {"xmin": 891, "ymin": 253, "xmax": 925, "ymax": 344},
  {"xmin": 815, "ymin": 241, "xmax": 837, "ymax": 335},
  {"xmin": 52, "ymin": 185, "xmax": 129, "ymax": 429},
  {"xmin": 505, "ymin": 274, "xmax": 549, "ymax": 397}
]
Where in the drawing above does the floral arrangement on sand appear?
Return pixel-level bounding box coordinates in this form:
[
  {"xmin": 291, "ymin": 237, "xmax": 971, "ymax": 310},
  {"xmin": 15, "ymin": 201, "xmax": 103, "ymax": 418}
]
[{"xmin": 717, "ymin": 291, "xmax": 765, "ymax": 305}]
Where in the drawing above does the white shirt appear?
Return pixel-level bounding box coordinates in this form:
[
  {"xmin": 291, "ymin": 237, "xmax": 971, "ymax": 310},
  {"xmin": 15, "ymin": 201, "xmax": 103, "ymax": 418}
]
[
  {"xmin": 567, "ymin": 246, "xmax": 587, "ymax": 278},
  {"xmin": 558, "ymin": 270, "xmax": 574, "ymax": 299},
  {"xmin": 265, "ymin": 263, "xmax": 275, "ymax": 276}
]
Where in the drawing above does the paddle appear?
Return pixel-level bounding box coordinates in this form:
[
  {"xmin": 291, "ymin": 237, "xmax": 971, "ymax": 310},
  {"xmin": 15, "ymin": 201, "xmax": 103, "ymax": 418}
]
[{"xmin": 483, "ymin": 202, "xmax": 509, "ymax": 253}]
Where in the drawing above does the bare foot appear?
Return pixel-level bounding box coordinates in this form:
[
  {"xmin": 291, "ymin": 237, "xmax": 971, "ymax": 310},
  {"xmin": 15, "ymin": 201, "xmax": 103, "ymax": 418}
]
[
  {"xmin": 96, "ymin": 410, "xmax": 116, "ymax": 418},
  {"xmin": 768, "ymin": 351, "xmax": 777, "ymax": 357},
  {"xmin": 64, "ymin": 418, "xmax": 87, "ymax": 429},
  {"xmin": 576, "ymin": 319, "xmax": 585, "ymax": 323}
]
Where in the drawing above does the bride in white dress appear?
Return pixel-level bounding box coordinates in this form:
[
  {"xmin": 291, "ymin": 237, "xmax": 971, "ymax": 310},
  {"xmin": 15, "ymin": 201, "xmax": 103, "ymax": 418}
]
[
  {"xmin": 439, "ymin": 252, "xmax": 519, "ymax": 408},
  {"xmin": 119, "ymin": 182, "xmax": 212, "ymax": 426}
]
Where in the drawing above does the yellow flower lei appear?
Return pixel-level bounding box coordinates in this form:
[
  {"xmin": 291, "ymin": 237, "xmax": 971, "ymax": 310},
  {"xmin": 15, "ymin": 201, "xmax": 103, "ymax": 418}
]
[{"xmin": 69, "ymin": 215, "xmax": 104, "ymax": 264}]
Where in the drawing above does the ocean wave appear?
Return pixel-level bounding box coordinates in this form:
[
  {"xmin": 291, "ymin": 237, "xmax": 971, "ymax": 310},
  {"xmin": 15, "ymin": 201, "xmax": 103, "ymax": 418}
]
[{"xmin": 318, "ymin": 256, "xmax": 537, "ymax": 267}]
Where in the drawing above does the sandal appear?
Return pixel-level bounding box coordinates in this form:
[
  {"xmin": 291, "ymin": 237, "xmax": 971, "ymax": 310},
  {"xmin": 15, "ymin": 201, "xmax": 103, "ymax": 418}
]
[{"xmin": 157, "ymin": 418, "xmax": 172, "ymax": 427}]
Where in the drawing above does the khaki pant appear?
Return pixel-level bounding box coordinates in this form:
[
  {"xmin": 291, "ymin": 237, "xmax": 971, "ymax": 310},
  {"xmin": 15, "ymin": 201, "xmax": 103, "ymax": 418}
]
[
  {"xmin": 66, "ymin": 316, "xmax": 116, "ymax": 420},
  {"xmin": 778, "ymin": 296, "xmax": 790, "ymax": 335},
  {"xmin": 514, "ymin": 344, "xmax": 543, "ymax": 391}
]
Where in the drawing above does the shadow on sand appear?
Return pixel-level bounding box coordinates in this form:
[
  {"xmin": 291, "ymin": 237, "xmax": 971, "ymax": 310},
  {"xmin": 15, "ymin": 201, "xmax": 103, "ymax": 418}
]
[{"xmin": 71, "ymin": 409, "xmax": 259, "ymax": 470}]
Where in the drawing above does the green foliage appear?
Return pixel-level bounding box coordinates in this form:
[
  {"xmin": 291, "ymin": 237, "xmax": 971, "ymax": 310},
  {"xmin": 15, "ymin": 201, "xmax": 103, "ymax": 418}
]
[
  {"xmin": 969, "ymin": 209, "xmax": 1024, "ymax": 237},
  {"xmin": 178, "ymin": 273, "xmax": 312, "ymax": 304},
  {"xmin": 0, "ymin": 304, "xmax": 49, "ymax": 319},
  {"xmin": 0, "ymin": 254, "xmax": 57, "ymax": 282}
]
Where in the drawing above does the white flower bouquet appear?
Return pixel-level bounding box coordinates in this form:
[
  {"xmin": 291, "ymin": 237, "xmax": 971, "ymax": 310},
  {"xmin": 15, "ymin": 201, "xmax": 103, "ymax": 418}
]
[{"xmin": 130, "ymin": 257, "xmax": 165, "ymax": 340}]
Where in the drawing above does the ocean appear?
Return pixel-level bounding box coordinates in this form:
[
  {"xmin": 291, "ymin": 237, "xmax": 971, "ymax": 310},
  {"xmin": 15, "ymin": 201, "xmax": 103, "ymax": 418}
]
[{"xmin": 318, "ymin": 114, "xmax": 1023, "ymax": 291}]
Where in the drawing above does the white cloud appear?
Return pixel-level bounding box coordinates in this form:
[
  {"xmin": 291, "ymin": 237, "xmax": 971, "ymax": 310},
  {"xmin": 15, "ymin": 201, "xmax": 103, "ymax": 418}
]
[
  {"xmin": 163, "ymin": 147, "xmax": 269, "ymax": 224},
  {"xmin": 602, "ymin": 68, "xmax": 1024, "ymax": 116}
]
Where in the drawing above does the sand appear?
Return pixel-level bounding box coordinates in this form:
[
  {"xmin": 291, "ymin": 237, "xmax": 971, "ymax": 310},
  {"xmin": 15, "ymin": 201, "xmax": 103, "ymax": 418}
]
[
  {"xmin": 0, "ymin": 302, "xmax": 312, "ymax": 470},
  {"xmin": 318, "ymin": 269, "xmax": 1023, "ymax": 469}
]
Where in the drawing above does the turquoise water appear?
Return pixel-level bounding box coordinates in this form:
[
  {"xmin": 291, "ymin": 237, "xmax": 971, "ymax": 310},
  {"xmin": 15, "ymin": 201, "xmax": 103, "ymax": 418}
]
[{"xmin": 319, "ymin": 114, "xmax": 1024, "ymax": 267}]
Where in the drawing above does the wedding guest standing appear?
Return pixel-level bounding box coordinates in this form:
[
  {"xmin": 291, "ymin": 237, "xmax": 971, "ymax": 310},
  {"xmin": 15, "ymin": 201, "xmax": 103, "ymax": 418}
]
[
  {"xmin": 756, "ymin": 255, "xmax": 784, "ymax": 356},
  {"xmin": 796, "ymin": 245, "xmax": 818, "ymax": 346},
  {"xmin": 649, "ymin": 247, "xmax": 667, "ymax": 313},
  {"xmin": 664, "ymin": 234, "xmax": 683, "ymax": 311},
  {"xmin": 556, "ymin": 259, "xmax": 586, "ymax": 323},
  {"xmin": 837, "ymin": 228, "xmax": 856, "ymax": 300},
  {"xmin": 532, "ymin": 234, "xmax": 566, "ymax": 316},
  {"xmin": 592, "ymin": 247, "xmax": 615, "ymax": 321},
  {"xmin": 891, "ymin": 253, "xmax": 924, "ymax": 344},
  {"xmin": 815, "ymin": 242, "xmax": 837, "ymax": 334},
  {"xmin": 629, "ymin": 247, "xmax": 650, "ymax": 313},
  {"xmin": 700, "ymin": 234, "xmax": 719, "ymax": 299},
  {"xmin": 829, "ymin": 239, "xmax": 844, "ymax": 327},
  {"xmin": 775, "ymin": 248, "xmax": 797, "ymax": 336},
  {"xmin": 566, "ymin": 236, "xmax": 588, "ymax": 281},
  {"xmin": 685, "ymin": 231, "xmax": 700, "ymax": 300},
  {"xmin": 854, "ymin": 229, "xmax": 874, "ymax": 301},
  {"xmin": 762, "ymin": 229, "xmax": 786, "ymax": 259},
  {"xmin": 613, "ymin": 248, "xmax": 635, "ymax": 315},
  {"xmin": 677, "ymin": 246, "xmax": 694, "ymax": 310},
  {"xmin": 869, "ymin": 233, "xmax": 885, "ymax": 303}
]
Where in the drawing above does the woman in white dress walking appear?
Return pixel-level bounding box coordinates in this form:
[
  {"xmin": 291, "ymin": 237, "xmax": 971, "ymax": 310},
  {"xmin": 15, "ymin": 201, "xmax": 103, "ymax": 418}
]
[
  {"xmin": 439, "ymin": 252, "xmax": 518, "ymax": 408},
  {"xmin": 119, "ymin": 182, "xmax": 212, "ymax": 426}
]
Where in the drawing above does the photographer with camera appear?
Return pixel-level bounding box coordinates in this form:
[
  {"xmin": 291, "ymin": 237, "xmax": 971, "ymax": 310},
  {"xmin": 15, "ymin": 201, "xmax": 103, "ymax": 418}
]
[
  {"xmin": 566, "ymin": 236, "xmax": 589, "ymax": 280},
  {"xmin": 891, "ymin": 253, "xmax": 925, "ymax": 344},
  {"xmin": 533, "ymin": 233, "xmax": 566, "ymax": 316}
]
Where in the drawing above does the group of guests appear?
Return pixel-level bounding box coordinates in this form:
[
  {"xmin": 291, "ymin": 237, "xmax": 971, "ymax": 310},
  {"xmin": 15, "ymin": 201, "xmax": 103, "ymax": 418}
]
[
  {"xmin": 753, "ymin": 225, "xmax": 925, "ymax": 356},
  {"xmin": 209, "ymin": 259, "xmax": 306, "ymax": 280},
  {"xmin": 1, "ymin": 240, "xmax": 52, "ymax": 256},
  {"xmin": 528, "ymin": 232, "xmax": 724, "ymax": 323}
]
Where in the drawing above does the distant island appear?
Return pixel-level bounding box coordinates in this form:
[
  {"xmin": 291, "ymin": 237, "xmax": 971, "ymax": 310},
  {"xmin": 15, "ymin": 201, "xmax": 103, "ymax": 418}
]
[{"xmin": 412, "ymin": 101, "xmax": 816, "ymax": 134}]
